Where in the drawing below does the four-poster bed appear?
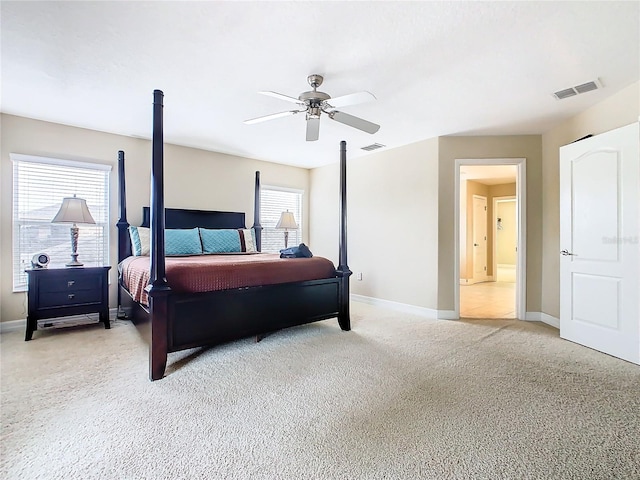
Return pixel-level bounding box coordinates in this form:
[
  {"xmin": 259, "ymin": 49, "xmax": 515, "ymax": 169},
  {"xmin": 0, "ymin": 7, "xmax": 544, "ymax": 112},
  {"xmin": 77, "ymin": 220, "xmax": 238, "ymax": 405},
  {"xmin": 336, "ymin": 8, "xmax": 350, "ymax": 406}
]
[{"xmin": 117, "ymin": 90, "xmax": 352, "ymax": 381}]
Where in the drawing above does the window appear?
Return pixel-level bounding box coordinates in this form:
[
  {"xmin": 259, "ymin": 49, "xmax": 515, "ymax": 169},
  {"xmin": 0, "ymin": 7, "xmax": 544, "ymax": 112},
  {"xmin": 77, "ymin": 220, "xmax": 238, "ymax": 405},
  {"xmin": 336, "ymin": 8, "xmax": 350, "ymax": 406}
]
[
  {"xmin": 260, "ymin": 186, "xmax": 303, "ymax": 253},
  {"xmin": 12, "ymin": 154, "xmax": 111, "ymax": 291}
]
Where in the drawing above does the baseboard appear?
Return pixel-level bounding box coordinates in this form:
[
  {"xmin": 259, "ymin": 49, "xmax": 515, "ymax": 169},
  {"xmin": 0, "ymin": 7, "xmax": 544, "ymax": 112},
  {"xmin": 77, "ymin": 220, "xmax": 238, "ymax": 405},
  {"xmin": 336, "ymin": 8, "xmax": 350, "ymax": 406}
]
[
  {"xmin": 459, "ymin": 276, "xmax": 494, "ymax": 285},
  {"xmin": 524, "ymin": 311, "xmax": 559, "ymax": 329},
  {"xmin": 540, "ymin": 313, "xmax": 560, "ymax": 329},
  {"xmin": 0, "ymin": 319, "xmax": 25, "ymax": 333},
  {"xmin": 0, "ymin": 308, "xmax": 121, "ymax": 334},
  {"xmin": 351, "ymin": 294, "xmax": 439, "ymax": 319}
]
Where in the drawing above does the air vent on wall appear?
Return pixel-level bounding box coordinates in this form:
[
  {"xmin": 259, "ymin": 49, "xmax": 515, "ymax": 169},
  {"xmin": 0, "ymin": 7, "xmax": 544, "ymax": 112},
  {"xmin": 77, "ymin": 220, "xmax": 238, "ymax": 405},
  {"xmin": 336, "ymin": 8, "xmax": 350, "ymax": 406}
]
[
  {"xmin": 361, "ymin": 143, "xmax": 386, "ymax": 151},
  {"xmin": 553, "ymin": 79, "xmax": 602, "ymax": 100}
]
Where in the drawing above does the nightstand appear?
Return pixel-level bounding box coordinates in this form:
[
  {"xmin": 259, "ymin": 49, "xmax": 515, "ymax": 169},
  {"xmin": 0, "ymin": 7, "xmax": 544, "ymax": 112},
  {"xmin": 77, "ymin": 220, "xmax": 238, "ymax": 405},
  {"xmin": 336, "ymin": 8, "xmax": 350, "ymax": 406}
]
[{"xmin": 25, "ymin": 266, "xmax": 111, "ymax": 341}]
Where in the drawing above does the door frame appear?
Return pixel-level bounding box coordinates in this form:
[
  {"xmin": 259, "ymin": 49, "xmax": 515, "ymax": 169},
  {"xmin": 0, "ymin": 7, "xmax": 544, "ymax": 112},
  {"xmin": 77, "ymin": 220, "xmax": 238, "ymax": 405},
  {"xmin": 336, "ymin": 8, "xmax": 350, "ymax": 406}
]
[{"xmin": 454, "ymin": 158, "xmax": 527, "ymax": 320}]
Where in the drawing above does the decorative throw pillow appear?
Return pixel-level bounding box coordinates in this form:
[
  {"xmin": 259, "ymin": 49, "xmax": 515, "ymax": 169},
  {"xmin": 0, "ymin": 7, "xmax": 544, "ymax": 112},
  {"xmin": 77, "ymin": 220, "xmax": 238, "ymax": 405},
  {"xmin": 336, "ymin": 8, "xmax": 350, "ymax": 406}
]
[
  {"xmin": 129, "ymin": 226, "xmax": 150, "ymax": 256},
  {"xmin": 199, "ymin": 228, "xmax": 242, "ymax": 253},
  {"xmin": 165, "ymin": 228, "xmax": 203, "ymax": 255},
  {"xmin": 239, "ymin": 228, "xmax": 257, "ymax": 252}
]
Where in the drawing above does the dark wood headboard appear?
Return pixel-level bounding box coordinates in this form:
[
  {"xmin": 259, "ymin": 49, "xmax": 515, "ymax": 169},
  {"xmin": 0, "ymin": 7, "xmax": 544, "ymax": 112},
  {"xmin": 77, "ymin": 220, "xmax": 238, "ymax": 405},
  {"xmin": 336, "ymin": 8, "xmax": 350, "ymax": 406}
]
[
  {"xmin": 117, "ymin": 145, "xmax": 263, "ymax": 264},
  {"xmin": 141, "ymin": 207, "xmax": 246, "ymax": 230}
]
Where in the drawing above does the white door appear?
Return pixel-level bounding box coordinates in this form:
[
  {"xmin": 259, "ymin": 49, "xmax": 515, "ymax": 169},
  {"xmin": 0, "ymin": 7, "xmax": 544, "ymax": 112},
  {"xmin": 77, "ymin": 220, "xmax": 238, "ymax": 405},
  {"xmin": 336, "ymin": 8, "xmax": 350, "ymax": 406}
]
[
  {"xmin": 472, "ymin": 195, "xmax": 487, "ymax": 280},
  {"xmin": 559, "ymin": 122, "xmax": 639, "ymax": 364}
]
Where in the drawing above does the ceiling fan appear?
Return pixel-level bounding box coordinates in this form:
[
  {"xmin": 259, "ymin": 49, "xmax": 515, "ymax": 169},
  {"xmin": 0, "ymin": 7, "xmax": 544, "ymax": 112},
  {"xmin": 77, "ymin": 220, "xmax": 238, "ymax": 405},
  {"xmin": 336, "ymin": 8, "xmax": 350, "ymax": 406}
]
[{"xmin": 244, "ymin": 74, "xmax": 380, "ymax": 141}]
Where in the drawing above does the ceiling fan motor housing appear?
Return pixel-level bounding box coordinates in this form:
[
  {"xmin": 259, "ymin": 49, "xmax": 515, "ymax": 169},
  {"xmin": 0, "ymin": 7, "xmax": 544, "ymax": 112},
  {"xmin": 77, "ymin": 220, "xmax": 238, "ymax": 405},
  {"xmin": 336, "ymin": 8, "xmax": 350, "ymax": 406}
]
[{"xmin": 298, "ymin": 90, "xmax": 330, "ymax": 106}]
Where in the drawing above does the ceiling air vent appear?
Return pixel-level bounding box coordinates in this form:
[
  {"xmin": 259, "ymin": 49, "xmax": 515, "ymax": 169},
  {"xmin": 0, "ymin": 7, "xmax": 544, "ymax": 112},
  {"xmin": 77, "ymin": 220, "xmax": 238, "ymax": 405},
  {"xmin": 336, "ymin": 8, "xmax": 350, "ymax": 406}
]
[
  {"xmin": 574, "ymin": 81, "xmax": 599, "ymax": 94},
  {"xmin": 361, "ymin": 143, "xmax": 386, "ymax": 151},
  {"xmin": 553, "ymin": 79, "xmax": 602, "ymax": 100},
  {"xmin": 554, "ymin": 88, "xmax": 577, "ymax": 100}
]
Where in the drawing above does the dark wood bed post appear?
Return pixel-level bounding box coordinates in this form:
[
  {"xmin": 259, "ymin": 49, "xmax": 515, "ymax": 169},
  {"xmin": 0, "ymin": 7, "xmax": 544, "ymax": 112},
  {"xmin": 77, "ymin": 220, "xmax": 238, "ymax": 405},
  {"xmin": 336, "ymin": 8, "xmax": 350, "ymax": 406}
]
[
  {"xmin": 146, "ymin": 89, "xmax": 171, "ymax": 381},
  {"xmin": 116, "ymin": 150, "xmax": 131, "ymax": 263},
  {"xmin": 253, "ymin": 171, "xmax": 263, "ymax": 252},
  {"xmin": 116, "ymin": 150, "xmax": 131, "ymax": 318},
  {"xmin": 336, "ymin": 140, "xmax": 352, "ymax": 331}
]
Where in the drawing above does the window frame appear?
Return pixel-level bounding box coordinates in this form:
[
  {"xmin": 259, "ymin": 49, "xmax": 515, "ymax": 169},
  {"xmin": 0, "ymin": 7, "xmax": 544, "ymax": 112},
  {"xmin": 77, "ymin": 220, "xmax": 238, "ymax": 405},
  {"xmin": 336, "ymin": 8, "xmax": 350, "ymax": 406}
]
[
  {"xmin": 11, "ymin": 153, "xmax": 111, "ymax": 292},
  {"xmin": 260, "ymin": 185, "xmax": 304, "ymax": 253}
]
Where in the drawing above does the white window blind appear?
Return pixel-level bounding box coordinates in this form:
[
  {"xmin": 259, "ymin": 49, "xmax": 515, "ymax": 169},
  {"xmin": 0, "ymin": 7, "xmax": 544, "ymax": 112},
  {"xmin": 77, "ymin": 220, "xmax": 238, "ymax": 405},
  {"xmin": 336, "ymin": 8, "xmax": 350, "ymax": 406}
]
[
  {"xmin": 260, "ymin": 186, "xmax": 303, "ymax": 253},
  {"xmin": 12, "ymin": 154, "xmax": 111, "ymax": 291}
]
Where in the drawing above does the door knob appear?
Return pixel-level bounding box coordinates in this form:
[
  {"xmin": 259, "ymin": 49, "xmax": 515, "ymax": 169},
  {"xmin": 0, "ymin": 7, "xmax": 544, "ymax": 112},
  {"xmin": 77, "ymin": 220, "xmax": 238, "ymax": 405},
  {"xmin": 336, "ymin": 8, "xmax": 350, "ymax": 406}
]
[
  {"xmin": 560, "ymin": 249, "xmax": 576, "ymax": 256},
  {"xmin": 474, "ymin": 243, "xmax": 479, "ymax": 246}
]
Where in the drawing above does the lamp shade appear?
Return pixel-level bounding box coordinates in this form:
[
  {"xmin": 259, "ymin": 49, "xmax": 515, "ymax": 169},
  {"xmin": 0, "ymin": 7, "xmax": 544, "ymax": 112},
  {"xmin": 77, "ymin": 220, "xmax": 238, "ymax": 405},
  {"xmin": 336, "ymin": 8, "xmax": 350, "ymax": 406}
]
[
  {"xmin": 52, "ymin": 196, "xmax": 96, "ymax": 224},
  {"xmin": 276, "ymin": 211, "xmax": 298, "ymax": 230}
]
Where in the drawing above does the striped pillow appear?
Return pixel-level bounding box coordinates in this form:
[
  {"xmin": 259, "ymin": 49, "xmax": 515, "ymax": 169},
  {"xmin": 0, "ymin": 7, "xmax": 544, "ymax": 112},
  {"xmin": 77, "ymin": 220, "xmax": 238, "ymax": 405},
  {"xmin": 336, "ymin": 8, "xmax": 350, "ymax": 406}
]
[
  {"xmin": 239, "ymin": 229, "xmax": 257, "ymax": 252},
  {"xmin": 128, "ymin": 226, "xmax": 150, "ymax": 256}
]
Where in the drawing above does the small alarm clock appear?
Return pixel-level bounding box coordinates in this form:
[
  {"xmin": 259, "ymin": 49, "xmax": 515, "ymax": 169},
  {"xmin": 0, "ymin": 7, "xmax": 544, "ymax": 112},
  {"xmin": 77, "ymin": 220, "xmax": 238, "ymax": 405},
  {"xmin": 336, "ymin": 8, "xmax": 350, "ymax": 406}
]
[{"xmin": 31, "ymin": 253, "xmax": 50, "ymax": 269}]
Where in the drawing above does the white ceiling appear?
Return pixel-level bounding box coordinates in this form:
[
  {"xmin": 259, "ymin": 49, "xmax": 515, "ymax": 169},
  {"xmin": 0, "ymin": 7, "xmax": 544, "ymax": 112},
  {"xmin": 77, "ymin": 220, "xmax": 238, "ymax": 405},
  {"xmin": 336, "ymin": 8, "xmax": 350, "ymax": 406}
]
[{"xmin": 1, "ymin": 1, "xmax": 638, "ymax": 168}]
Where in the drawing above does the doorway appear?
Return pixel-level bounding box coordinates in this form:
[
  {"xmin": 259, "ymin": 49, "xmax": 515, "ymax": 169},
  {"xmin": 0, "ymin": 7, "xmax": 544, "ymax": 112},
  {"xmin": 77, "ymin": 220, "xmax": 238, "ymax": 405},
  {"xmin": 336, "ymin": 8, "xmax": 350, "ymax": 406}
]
[{"xmin": 454, "ymin": 159, "xmax": 526, "ymax": 320}]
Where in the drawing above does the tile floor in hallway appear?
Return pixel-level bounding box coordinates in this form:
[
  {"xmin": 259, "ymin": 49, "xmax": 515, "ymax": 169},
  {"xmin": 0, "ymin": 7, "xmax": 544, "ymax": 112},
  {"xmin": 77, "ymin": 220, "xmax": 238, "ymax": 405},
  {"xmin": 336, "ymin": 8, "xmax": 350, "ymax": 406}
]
[{"xmin": 460, "ymin": 266, "xmax": 516, "ymax": 319}]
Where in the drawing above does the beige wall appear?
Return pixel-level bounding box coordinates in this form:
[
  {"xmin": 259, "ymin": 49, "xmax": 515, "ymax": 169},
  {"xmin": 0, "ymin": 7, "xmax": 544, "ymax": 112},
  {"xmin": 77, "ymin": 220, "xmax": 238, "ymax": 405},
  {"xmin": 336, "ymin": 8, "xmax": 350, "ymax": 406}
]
[
  {"xmin": 488, "ymin": 183, "xmax": 516, "ymax": 272},
  {"xmin": 540, "ymin": 81, "xmax": 640, "ymax": 318},
  {"xmin": 438, "ymin": 136, "xmax": 543, "ymax": 314},
  {"xmin": 310, "ymin": 138, "xmax": 440, "ymax": 309},
  {"xmin": 496, "ymin": 200, "xmax": 517, "ymax": 265},
  {"xmin": 0, "ymin": 114, "xmax": 309, "ymax": 322}
]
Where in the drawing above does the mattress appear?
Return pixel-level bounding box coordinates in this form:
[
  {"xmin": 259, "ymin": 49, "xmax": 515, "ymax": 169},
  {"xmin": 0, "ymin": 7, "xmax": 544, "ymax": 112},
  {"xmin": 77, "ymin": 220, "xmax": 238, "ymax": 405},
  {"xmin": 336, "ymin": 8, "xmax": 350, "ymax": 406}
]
[{"xmin": 119, "ymin": 253, "xmax": 337, "ymax": 305}]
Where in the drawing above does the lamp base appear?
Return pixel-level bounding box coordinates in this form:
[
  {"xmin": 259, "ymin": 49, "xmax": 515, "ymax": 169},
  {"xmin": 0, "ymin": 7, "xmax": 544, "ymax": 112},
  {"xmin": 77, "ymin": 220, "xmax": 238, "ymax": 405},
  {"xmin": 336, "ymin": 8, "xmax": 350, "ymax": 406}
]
[
  {"xmin": 66, "ymin": 224, "xmax": 84, "ymax": 267},
  {"xmin": 66, "ymin": 254, "xmax": 83, "ymax": 267}
]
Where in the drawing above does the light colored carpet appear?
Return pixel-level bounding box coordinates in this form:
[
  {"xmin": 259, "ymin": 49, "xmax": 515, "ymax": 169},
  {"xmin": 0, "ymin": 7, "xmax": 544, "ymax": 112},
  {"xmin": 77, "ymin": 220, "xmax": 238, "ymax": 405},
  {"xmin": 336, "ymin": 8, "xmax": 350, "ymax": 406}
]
[{"xmin": 1, "ymin": 303, "xmax": 639, "ymax": 480}]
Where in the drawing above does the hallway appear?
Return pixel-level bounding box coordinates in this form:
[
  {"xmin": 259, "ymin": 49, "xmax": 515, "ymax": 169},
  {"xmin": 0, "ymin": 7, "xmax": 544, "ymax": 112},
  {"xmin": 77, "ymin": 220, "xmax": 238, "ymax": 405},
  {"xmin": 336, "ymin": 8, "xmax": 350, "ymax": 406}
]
[{"xmin": 460, "ymin": 266, "xmax": 516, "ymax": 319}]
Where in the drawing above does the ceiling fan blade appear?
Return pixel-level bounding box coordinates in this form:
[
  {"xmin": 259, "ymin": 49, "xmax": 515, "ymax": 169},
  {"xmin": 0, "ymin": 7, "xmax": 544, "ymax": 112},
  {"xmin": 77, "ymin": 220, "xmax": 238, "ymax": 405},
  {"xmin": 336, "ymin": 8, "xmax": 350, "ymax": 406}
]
[
  {"xmin": 258, "ymin": 91, "xmax": 304, "ymax": 105},
  {"xmin": 324, "ymin": 91, "xmax": 376, "ymax": 109},
  {"xmin": 329, "ymin": 111, "xmax": 380, "ymax": 134},
  {"xmin": 244, "ymin": 110, "xmax": 301, "ymax": 125},
  {"xmin": 306, "ymin": 117, "xmax": 320, "ymax": 141}
]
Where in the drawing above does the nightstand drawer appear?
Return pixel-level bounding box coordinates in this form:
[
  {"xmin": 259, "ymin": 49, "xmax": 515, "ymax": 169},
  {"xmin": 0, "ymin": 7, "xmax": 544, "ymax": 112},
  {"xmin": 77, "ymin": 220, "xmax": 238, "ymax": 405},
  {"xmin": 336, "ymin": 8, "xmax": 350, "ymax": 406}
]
[
  {"xmin": 39, "ymin": 273, "xmax": 102, "ymax": 293},
  {"xmin": 39, "ymin": 289, "xmax": 102, "ymax": 308}
]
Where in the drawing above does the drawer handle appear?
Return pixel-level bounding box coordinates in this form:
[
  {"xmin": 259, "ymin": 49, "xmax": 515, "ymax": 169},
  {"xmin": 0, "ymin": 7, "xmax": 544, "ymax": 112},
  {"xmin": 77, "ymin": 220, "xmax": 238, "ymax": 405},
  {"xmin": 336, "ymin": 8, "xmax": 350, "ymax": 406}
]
[
  {"xmin": 67, "ymin": 280, "xmax": 75, "ymax": 287},
  {"xmin": 68, "ymin": 294, "xmax": 75, "ymax": 300}
]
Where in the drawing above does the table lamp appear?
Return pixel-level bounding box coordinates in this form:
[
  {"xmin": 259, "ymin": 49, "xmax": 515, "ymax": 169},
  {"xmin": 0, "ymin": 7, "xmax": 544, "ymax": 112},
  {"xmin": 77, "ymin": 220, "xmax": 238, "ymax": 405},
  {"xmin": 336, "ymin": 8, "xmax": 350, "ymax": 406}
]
[
  {"xmin": 52, "ymin": 195, "xmax": 96, "ymax": 267},
  {"xmin": 276, "ymin": 210, "xmax": 298, "ymax": 248}
]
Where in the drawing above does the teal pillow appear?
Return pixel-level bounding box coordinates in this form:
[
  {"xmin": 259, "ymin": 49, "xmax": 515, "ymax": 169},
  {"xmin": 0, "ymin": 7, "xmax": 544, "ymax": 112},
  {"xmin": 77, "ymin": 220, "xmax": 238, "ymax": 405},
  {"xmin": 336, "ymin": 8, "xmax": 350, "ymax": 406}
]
[
  {"xmin": 199, "ymin": 228, "xmax": 242, "ymax": 253},
  {"xmin": 165, "ymin": 228, "xmax": 202, "ymax": 255}
]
